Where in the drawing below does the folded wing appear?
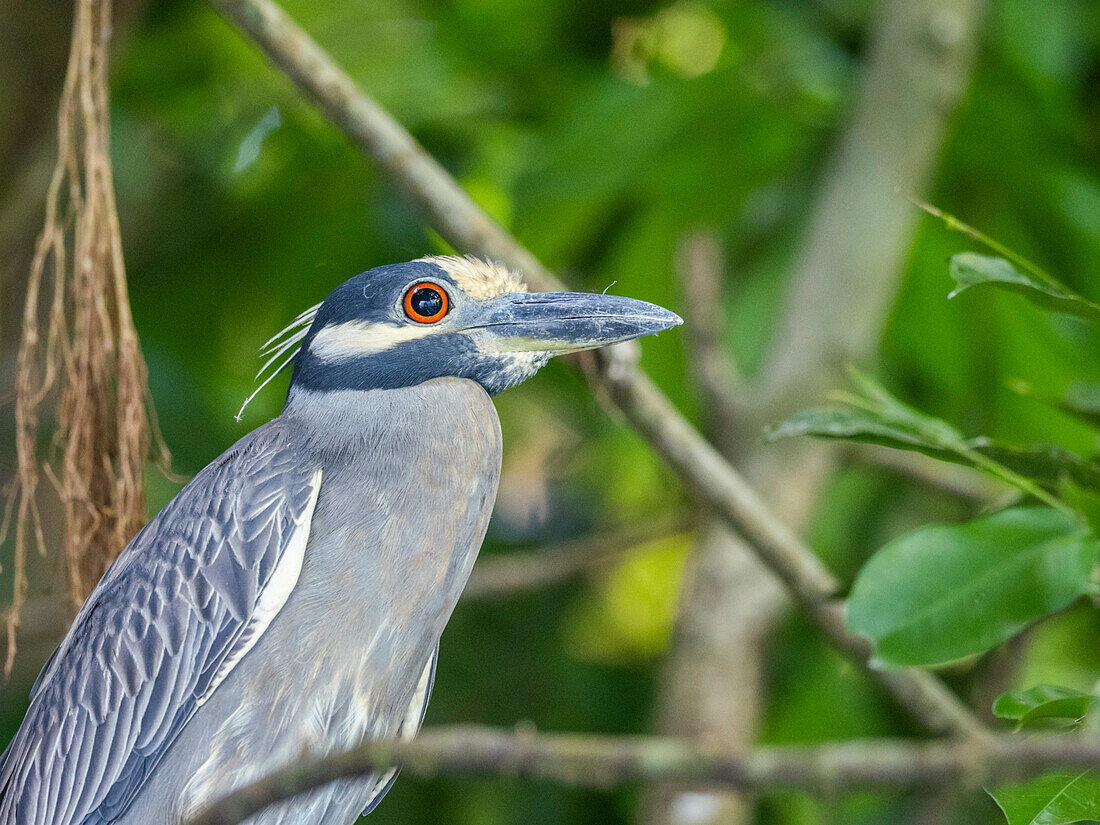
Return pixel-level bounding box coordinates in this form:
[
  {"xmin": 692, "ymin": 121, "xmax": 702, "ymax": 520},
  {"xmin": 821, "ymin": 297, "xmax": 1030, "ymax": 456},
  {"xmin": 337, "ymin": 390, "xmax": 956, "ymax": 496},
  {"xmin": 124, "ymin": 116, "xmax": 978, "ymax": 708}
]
[{"xmin": 0, "ymin": 422, "xmax": 322, "ymax": 825}]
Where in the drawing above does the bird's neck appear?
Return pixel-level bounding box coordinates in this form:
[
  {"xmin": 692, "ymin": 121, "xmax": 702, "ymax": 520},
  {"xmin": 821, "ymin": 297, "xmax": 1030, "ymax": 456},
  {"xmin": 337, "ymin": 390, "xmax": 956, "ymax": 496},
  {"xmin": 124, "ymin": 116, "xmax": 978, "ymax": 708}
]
[{"xmin": 279, "ymin": 378, "xmax": 500, "ymax": 461}]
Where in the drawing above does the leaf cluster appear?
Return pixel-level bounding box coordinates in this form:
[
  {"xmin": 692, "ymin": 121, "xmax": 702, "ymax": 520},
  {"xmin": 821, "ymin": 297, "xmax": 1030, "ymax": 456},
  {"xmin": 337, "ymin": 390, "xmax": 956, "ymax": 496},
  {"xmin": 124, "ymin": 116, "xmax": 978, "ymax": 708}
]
[{"xmin": 770, "ymin": 239, "xmax": 1100, "ymax": 824}]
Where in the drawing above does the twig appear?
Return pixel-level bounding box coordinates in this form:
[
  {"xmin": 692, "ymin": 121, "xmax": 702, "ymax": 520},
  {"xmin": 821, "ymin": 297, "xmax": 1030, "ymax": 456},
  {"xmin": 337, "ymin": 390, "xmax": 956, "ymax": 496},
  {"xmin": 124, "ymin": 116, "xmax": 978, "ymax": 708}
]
[
  {"xmin": 652, "ymin": 2, "xmax": 989, "ymax": 818},
  {"xmin": 205, "ymin": 0, "xmax": 986, "ymax": 741},
  {"xmin": 674, "ymin": 232, "xmax": 744, "ymax": 455},
  {"xmin": 5, "ymin": 0, "xmax": 166, "ymax": 675},
  {"xmin": 650, "ymin": 232, "xmax": 762, "ymax": 825},
  {"xmin": 186, "ymin": 725, "xmax": 1100, "ymax": 825},
  {"xmin": 463, "ymin": 514, "xmax": 691, "ymax": 601}
]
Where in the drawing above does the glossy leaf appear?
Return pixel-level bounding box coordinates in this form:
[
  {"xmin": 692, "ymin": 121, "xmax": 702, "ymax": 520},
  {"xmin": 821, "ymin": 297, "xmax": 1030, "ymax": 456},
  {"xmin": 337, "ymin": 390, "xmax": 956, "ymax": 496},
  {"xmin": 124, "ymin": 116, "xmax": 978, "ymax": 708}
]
[
  {"xmin": 846, "ymin": 508, "xmax": 1100, "ymax": 668},
  {"xmin": 993, "ymin": 685, "xmax": 1093, "ymax": 730},
  {"xmin": 949, "ymin": 253, "xmax": 1100, "ymax": 324},
  {"xmin": 989, "ymin": 770, "xmax": 1100, "ymax": 825}
]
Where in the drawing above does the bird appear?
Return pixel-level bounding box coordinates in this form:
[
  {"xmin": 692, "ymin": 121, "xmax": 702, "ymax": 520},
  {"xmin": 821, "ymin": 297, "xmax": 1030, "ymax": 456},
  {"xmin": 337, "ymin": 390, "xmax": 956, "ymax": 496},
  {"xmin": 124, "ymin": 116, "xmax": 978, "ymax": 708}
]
[{"xmin": 0, "ymin": 255, "xmax": 681, "ymax": 825}]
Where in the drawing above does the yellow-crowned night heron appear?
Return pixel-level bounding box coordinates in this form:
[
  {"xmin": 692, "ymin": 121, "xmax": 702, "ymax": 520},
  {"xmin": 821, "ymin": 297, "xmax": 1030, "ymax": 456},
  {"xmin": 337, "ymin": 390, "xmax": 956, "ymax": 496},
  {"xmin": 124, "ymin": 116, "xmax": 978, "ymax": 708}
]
[{"xmin": 0, "ymin": 256, "xmax": 680, "ymax": 824}]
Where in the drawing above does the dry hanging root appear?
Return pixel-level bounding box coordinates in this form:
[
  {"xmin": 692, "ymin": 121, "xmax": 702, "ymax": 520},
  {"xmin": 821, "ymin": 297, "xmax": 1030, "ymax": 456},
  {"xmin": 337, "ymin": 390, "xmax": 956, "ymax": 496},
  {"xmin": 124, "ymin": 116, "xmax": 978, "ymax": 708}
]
[{"xmin": 1, "ymin": 0, "xmax": 168, "ymax": 675}]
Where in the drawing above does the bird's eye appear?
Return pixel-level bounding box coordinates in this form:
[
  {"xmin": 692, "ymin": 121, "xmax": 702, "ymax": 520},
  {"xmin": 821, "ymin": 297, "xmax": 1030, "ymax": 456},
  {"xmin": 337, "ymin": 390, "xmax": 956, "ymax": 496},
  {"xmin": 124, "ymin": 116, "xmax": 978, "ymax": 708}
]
[{"xmin": 403, "ymin": 282, "xmax": 449, "ymax": 324}]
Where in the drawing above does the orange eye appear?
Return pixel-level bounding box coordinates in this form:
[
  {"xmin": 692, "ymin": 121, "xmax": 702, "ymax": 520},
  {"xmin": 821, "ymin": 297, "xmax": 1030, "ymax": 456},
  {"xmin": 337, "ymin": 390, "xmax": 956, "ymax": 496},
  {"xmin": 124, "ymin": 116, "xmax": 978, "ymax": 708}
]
[{"xmin": 403, "ymin": 282, "xmax": 449, "ymax": 323}]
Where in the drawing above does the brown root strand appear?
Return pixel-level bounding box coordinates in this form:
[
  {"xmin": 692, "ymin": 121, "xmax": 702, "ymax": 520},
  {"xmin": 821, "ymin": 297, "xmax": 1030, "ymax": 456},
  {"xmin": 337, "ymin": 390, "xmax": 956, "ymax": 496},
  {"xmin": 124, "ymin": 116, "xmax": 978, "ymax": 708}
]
[{"xmin": 2, "ymin": 0, "xmax": 169, "ymax": 676}]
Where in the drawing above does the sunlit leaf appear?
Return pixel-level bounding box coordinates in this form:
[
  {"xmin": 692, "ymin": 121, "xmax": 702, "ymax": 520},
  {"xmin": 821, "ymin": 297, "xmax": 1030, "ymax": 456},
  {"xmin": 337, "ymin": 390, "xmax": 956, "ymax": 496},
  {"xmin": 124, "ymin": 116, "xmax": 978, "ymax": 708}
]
[
  {"xmin": 847, "ymin": 508, "xmax": 1100, "ymax": 668},
  {"xmin": 563, "ymin": 533, "xmax": 690, "ymax": 663},
  {"xmin": 993, "ymin": 685, "xmax": 1093, "ymax": 730},
  {"xmin": 989, "ymin": 770, "xmax": 1100, "ymax": 825},
  {"xmin": 949, "ymin": 253, "xmax": 1100, "ymax": 324}
]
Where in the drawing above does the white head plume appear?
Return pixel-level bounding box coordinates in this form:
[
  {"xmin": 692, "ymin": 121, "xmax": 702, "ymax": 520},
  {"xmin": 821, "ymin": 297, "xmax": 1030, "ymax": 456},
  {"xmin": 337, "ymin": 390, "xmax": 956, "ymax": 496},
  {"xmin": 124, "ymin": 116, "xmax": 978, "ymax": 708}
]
[{"xmin": 235, "ymin": 302, "xmax": 321, "ymax": 422}]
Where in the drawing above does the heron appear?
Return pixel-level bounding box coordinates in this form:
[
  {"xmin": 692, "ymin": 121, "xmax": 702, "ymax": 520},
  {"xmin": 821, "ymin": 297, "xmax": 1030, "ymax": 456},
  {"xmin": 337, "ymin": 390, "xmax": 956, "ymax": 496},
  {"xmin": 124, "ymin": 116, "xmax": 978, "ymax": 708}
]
[{"xmin": 0, "ymin": 256, "xmax": 680, "ymax": 824}]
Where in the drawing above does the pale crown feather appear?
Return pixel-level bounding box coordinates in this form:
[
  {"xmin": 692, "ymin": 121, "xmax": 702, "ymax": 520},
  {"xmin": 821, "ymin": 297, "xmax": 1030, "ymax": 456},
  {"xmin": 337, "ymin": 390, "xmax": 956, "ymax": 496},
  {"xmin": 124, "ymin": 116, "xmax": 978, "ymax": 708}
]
[{"xmin": 416, "ymin": 255, "xmax": 527, "ymax": 300}]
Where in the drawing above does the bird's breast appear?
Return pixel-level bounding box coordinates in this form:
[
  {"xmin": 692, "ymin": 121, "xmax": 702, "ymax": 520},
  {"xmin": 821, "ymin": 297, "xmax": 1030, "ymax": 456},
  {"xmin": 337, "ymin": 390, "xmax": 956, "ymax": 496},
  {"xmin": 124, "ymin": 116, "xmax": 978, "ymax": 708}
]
[
  {"xmin": 179, "ymin": 380, "xmax": 501, "ymax": 816},
  {"xmin": 295, "ymin": 381, "xmax": 498, "ymax": 681}
]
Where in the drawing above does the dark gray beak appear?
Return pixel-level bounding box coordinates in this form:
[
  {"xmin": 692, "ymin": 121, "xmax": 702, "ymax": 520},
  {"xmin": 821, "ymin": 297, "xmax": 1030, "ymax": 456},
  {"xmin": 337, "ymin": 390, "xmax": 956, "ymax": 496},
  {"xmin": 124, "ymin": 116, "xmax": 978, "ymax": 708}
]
[{"xmin": 468, "ymin": 291, "xmax": 682, "ymax": 354}]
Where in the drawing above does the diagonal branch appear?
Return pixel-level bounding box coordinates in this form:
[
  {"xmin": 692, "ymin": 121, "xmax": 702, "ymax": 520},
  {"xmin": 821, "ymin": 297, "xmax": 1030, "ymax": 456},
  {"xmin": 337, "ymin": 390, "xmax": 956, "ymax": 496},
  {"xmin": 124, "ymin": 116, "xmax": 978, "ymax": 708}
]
[
  {"xmin": 186, "ymin": 725, "xmax": 1100, "ymax": 825},
  {"xmin": 205, "ymin": 0, "xmax": 986, "ymax": 741}
]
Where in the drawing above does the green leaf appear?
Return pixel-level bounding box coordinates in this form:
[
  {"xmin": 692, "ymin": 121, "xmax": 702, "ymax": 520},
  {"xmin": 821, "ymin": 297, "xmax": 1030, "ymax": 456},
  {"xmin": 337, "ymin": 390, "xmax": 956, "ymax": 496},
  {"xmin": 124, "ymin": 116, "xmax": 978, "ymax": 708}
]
[
  {"xmin": 1008, "ymin": 380, "xmax": 1100, "ymax": 431},
  {"xmin": 949, "ymin": 253, "xmax": 1100, "ymax": 324},
  {"xmin": 989, "ymin": 770, "xmax": 1100, "ymax": 825},
  {"xmin": 764, "ymin": 404, "xmax": 966, "ymax": 463},
  {"xmin": 1059, "ymin": 383, "xmax": 1100, "ymax": 429},
  {"xmin": 846, "ymin": 508, "xmax": 1100, "ymax": 668},
  {"xmin": 1061, "ymin": 479, "xmax": 1100, "ymax": 536},
  {"xmin": 766, "ymin": 372, "xmax": 1100, "ymax": 504},
  {"xmin": 768, "ymin": 409, "xmax": 1100, "ymax": 494},
  {"xmin": 763, "ymin": 370, "xmax": 973, "ymax": 461},
  {"xmin": 993, "ymin": 685, "xmax": 1093, "ymax": 730}
]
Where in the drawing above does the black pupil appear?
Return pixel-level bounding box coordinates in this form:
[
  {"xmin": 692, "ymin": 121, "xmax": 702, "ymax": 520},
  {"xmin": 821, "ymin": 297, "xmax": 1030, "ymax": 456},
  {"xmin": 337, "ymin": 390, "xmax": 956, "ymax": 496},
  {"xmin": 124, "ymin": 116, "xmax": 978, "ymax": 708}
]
[{"xmin": 411, "ymin": 287, "xmax": 443, "ymax": 318}]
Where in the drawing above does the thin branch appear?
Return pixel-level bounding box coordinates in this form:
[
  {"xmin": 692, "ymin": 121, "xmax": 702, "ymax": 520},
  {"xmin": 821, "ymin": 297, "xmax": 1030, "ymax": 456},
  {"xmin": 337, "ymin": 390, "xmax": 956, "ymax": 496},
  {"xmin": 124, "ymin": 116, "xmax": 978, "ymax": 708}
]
[
  {"xmin": 205, "ymin": 0, "xmax": 986, "ymax": 741},
  {"xmin": 650, "ymin": 232, "xmax": 763, "ymax": 825},
  {"xmin": 463, "ymin": 514, "xmax": 691, "ymax": 601},
  {"xmin": 674, "ymin": 231, "xmax": 744, "ymax": 455},
  {"xmin": 186, "ymin": 725, "xmax": 1100, "ymax": 825},
  {"xmin": 650, "ymin": 3, "xmax": 989, "ymax": 819}
]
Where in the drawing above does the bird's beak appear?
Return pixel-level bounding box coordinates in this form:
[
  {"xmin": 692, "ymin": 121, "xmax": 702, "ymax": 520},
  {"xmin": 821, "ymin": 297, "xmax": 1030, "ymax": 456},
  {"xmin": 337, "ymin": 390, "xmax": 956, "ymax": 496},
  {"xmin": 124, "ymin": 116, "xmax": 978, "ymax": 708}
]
[{"xmin": 467, "ymin": 291, "xmax": 682, "ymax": 355}]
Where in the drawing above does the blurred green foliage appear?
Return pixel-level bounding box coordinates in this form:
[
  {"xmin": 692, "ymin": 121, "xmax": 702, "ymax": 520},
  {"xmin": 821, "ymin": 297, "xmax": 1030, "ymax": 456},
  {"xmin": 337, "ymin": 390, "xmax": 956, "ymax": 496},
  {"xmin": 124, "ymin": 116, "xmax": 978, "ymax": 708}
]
[{"xmin": 3, "ymin": 0, "xmax": 1100, "ymax": 823}]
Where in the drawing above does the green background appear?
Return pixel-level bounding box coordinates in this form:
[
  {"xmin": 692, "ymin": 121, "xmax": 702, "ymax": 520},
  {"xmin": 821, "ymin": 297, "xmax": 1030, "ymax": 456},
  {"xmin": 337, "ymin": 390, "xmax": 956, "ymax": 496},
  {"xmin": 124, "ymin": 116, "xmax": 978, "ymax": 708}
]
[{"xmin": 2, "ymin": 1, "xmax": 1100, "ymax": 823}]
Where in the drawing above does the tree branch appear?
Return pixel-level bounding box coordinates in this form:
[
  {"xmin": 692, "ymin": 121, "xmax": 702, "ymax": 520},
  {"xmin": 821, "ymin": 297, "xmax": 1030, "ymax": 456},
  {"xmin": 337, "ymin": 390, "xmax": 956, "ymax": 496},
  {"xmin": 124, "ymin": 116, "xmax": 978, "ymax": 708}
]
[
  {"xmin": 674, "ymin": 231, "xmax": 745, "ymax": 456},
  {"xmin": 760, "ymin": 0, "xmax": 987, "ymax": 401},
  {"xmin": 595, "ymin": 356, "xmax": 988, "ymax": 740},
  {"xmin": 186, "ymin": 725, "xmax": 1100, "ymax": 825},
  {"xmin": 648, "ymin": 4, "xmax": 988, "ymax": 821},
  {"xmin": 463, "ymin": 514, "xmax": 691, "ymax": 601},
  {"xmin": 205, "ymin": 0, "xmax": 986, "ymax": 741}
]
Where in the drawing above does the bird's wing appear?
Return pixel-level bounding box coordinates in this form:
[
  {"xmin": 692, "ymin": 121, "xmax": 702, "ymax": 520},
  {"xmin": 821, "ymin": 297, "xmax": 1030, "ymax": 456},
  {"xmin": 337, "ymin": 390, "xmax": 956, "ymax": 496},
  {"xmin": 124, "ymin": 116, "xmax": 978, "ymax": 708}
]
[
  {"xmin": 0, "ymin": 422, "xmax": 322, "ymax": 825},
  {"xmin": 359, "ymin": 647, "xmax": 438, "ymax": 817}
]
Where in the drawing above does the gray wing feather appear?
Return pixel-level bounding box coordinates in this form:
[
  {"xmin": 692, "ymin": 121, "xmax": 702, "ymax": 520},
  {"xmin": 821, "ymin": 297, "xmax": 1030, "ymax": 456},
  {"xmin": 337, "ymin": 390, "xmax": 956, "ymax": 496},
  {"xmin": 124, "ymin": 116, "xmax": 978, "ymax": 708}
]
[
  {"xmin": 0, "ymin": 422, "xmax": 321, "ymax": 825},
  {"xmin": 359, "ymin": 647, "xmax": 438, "ymax": 818}
]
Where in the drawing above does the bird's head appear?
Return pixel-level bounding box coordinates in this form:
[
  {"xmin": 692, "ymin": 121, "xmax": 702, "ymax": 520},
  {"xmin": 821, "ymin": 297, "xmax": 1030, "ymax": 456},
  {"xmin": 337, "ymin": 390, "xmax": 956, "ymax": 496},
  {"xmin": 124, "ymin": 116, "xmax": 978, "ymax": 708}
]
[{"xmin": 240, "ymin": 256, "xmax": 680, "ymax": 417}]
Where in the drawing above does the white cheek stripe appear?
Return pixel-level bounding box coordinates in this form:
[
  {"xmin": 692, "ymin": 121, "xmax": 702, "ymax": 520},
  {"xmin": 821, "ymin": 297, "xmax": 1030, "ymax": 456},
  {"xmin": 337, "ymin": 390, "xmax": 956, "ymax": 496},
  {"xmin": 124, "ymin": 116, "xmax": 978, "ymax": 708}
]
[{"xmin": 310, "ymin": 320, "xmax": 438, "ymax": 361}]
